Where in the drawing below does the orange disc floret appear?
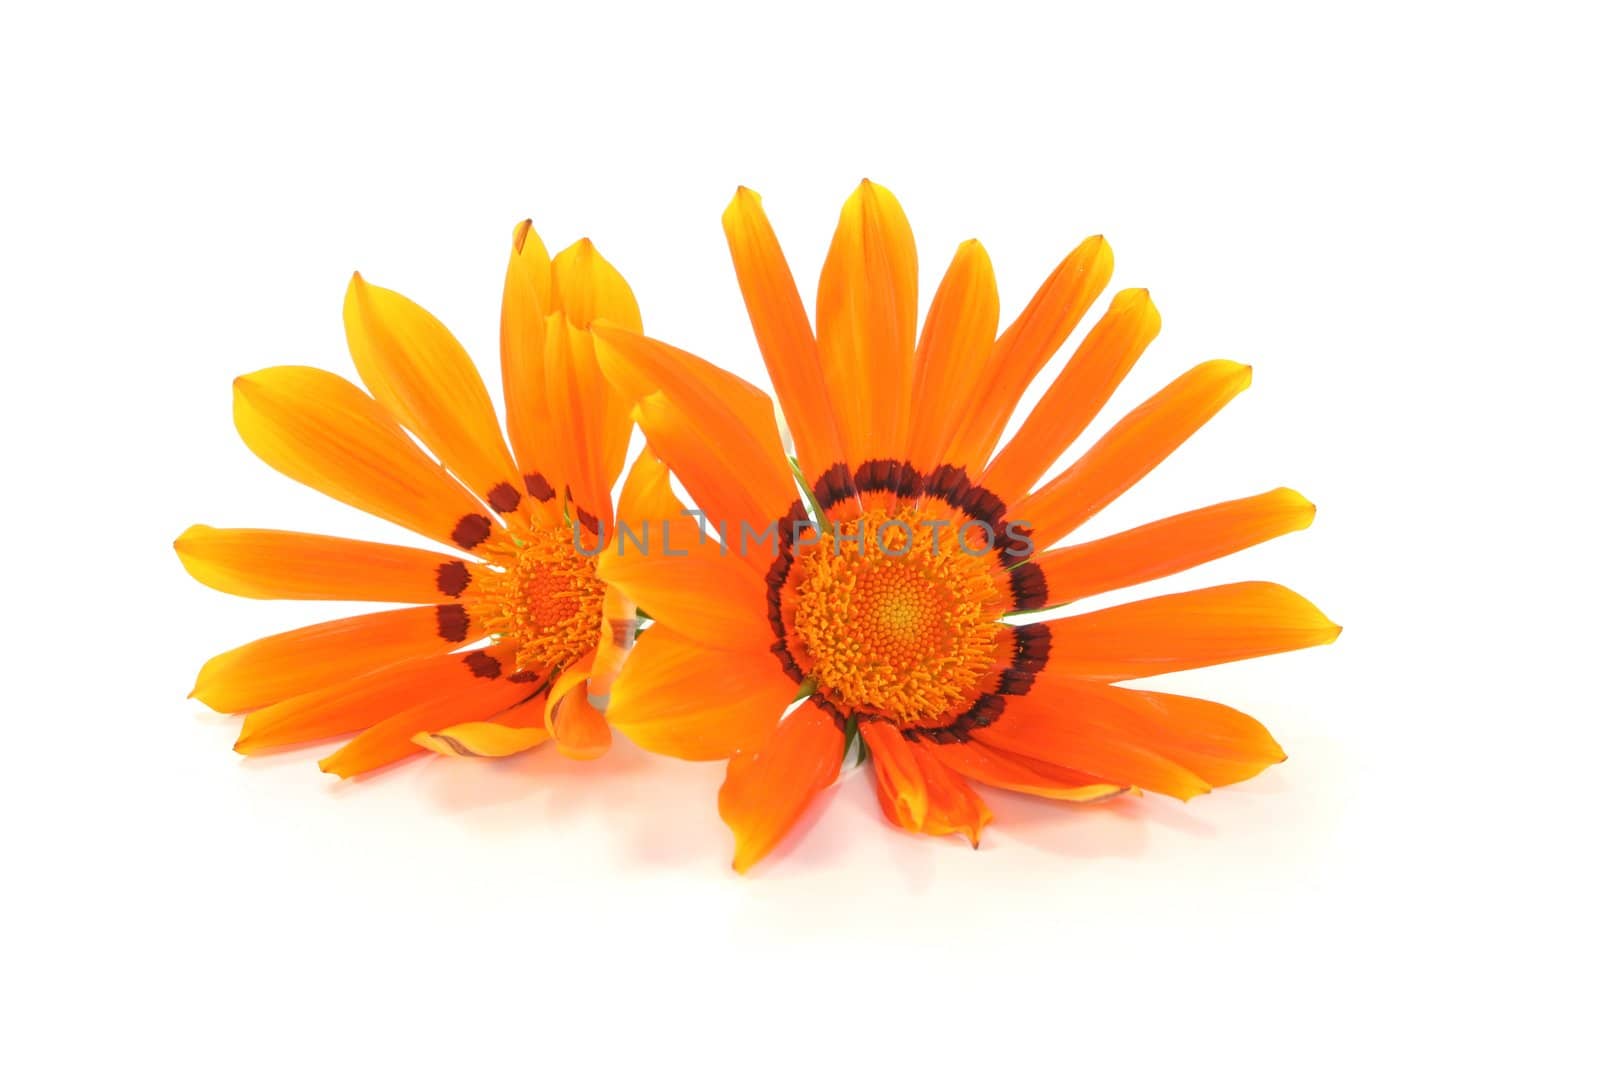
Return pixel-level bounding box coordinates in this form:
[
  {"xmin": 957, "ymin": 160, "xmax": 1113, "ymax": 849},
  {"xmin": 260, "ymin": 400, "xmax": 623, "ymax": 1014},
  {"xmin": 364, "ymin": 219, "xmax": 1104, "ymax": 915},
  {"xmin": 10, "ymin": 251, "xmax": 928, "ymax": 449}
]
[
  {"xmin": 473, "ymin": 522, "xmax": 607, "ymax": 677},
  {"xmin": 788, "ymin": 505, "xmax": 1004, "ymax": 724}
]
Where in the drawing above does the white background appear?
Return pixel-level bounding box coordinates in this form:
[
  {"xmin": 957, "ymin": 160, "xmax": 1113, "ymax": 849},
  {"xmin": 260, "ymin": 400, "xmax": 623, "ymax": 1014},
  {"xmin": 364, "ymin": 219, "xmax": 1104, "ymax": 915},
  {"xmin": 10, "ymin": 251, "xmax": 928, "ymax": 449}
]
[{"xmin": 3, "ymin": 2, "xmax": 1595, "ymax": 1062}]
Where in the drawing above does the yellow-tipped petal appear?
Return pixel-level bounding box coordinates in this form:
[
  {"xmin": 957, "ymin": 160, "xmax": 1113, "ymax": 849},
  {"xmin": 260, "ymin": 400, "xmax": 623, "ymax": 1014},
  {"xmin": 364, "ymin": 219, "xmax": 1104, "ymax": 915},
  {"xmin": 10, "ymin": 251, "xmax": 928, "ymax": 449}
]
[
  {"xmin": 549, "ymin": 238, "xmax": 641, "ymax": 331},
  {"xmin": 232, "ymin": 366, "xmax": 498, "ymax": 552},
  {"xmin": 343, "ymin": 273, "xmax": 523, "ymax": 508},
  {"xmin": 723, "ymin": 185, "xmax": 846, "ymax": 476},
  {"xmin": 414, "ymin": 721, "xmax": 550, "ymax": 758}
]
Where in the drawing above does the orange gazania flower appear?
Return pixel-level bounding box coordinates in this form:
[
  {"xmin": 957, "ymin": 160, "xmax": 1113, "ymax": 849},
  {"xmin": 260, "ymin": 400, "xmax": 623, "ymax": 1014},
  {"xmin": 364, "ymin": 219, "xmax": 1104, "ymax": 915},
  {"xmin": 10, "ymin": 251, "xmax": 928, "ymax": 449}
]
[
  {"xmin": 593, "ymin": 181, "xmax": 1341, "ymax": 871},
  {"xmin": 176, "ymin": 222, "xmax": 675, "ymax": 775}
]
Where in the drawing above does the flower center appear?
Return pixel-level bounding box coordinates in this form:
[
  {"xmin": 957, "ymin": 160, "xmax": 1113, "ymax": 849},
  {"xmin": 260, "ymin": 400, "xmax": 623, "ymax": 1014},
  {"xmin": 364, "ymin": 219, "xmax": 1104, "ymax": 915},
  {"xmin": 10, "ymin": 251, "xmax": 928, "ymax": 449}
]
[
  {"xmin": 476, "ymin": 522, "xmax": 606, "ymax": 676},
  {"xmin": 788, "ymin": 505, "xmax": 1004, "ymax": 724}
]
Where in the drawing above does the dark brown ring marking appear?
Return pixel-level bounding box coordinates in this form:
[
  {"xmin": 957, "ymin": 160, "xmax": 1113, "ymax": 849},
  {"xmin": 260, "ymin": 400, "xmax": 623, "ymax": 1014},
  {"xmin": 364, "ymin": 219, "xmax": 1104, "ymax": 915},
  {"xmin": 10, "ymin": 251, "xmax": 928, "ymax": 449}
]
[{"xmin": 1008, "ymin": 561, "xmax": 1047, "ymax": 612}]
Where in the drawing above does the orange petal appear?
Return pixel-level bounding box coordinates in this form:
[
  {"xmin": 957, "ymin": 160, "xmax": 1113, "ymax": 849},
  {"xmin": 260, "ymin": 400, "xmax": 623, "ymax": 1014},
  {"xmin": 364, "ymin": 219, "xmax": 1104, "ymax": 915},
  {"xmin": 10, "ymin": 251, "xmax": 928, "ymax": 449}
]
[
  {"xmin": 978, "ymin": 674, "xmax": 1285, "ymax": 799},
  {"xmin": 909, "ymin": 743, "xmax": 993, "ymax": 845},
  {"xmin": 174, "ymin": 526, "xmax": 470, "ymax": 603},
  {"xmin": 236, "ymin": 646, "xmax": 527, "ymax": 755},
  {"xmin": 904, "ymin": 240, "xmax": 1000, "ymax": 474},
  {"xmin": 549, "ymin": 238, "xmax": 642, "ymax": 331},
  {"xmin": 592, "ymin": 325, "xmax": 793, "ymax": 531},
  {"xmin": 587, "ymin": 583, "xmax": 638, "ymax": 701},
  {"xmin": 607, "ymin": 625, "xmax": 794, "ymax": 760},
  {"xmin": 596, "ymin": 518, "xmax": 774, "ymax": 651},
  {"xmin": 1008, "ymin": 360, "xmax": 1253, "ymax": 549},
  {"xmin": 815, "ymin": 180, "xmax": 918, "ymax": 467},
  {"xmin": 544, "ymin": 668, "xmax": 612, "ymax": 761},
  {"xmin": 978, "ymin": 711, "xmax": 1210, "ymax": 799},
  {"xmin": 722, "ymin": 186, "xmax": 846, "ymax": 476},
  {"xmin": 414, "ymin": 719, "xmax": 550, "ymax": 758},
  {"xmin": 541, "ymin": 318, "xmax": 624, "ymax": 529},
  {"xmin": 860, "ymin": 719, "xmax": 929, "ymax": 831},
  {"xmin": 232, "ymin": 366, "xmax": 498, "ymax": 553},
  {"xmin": 343, "ymin": 273, "xmax": 522, "ymax": 508},
  {"xmin": 923, "ymin": 738, "xmax": 1125, "ymax": 802},
  {"xmin": 944, "ymin": 235, "xmax": 1114, "ymax": 472},
  {"xmin": 1056, "ymin": 678, "xmax": 1285, "ymax": 787},
  {"xmin": 615, "ymin": 445, "xmax": 682, "ymax": 525},
  {"xmin": 1043, "ymin": 581, "xmax": 1341, "ymax": 682},
  {"xmin": 718, "ymin": 701, "xmax": 846, "ymax": 873},
  {"xmin": 500, "ymin": 220, "xmax": 563, "ymax": 523},
  {"xmin": 983, "ymin": 287, "xmax": 1160, "ymax": 503},
  {"xmin": 605, "ymin": 444, "xmax": 771, "ymax": 647},
  {"xmin": 1031, "ymin": 488, "xmax": 1316, "ymax": 607},
  {"xmin": 192, "ymin": 604, "xmax": 485, "ymax": 713},
  {"xmin": 316, "ymin": 648, "xmax": 537, "ymax": 777}
]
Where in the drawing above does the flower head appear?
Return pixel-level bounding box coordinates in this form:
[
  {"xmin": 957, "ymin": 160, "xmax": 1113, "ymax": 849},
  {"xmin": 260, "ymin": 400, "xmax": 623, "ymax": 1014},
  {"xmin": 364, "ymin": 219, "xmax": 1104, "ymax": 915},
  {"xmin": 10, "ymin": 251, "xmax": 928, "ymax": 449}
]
[
  {"xmin": 594, "ymin": 181, "xmax": 1340, "ymax": 871},
  {"xmin": 176, "ymin": 222, "xmax": 675, "ymax": 774}
]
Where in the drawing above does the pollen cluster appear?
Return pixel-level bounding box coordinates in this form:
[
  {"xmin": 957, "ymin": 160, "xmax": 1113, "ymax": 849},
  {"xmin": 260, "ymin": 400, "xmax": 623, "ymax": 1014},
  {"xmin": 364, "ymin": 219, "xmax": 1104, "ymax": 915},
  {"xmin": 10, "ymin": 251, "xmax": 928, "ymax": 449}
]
[
  {"xmin": 788, "ymin": 506, "xmax": 1004, "ymax": 724},
  {"xmin": 475, "ymin": 522, "xmax": 606, "ymax": 675}
]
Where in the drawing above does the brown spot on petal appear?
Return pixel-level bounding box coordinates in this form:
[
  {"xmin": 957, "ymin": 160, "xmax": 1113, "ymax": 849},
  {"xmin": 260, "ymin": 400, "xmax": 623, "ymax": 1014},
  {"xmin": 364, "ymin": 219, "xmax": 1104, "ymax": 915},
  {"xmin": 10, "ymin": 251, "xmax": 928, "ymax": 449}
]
[
  {"xmin": 452, "ymin": 513, "xmax": 492, "ymax": 550},
  {"xmin": 436, "ymin": 604, "xmax": 470, "ymax": 643},
  {"xmin": 523, "ymin": 472, "xmax": 555, "ymax": 502},
  {"xmin": 487, "ymin": 482, "xmax": 522, "ymax": 513},
  {"xmin": 463, "ymin": 650, "xmax": 502, "ymax": 679},
  {"xmin": 436, "ymin": 560, "xmax": 471, "ymax": 597}
]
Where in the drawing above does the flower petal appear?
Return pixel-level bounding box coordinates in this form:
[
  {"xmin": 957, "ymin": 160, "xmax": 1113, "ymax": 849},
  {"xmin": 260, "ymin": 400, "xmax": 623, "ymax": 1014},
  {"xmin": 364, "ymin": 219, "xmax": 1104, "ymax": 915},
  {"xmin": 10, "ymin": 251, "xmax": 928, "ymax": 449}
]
[
  {"xmin": 343, "ymin": 273, "xmax": 522, "ymax": 508},
  {"xmin": 944, "ymin": 235, "xmax": 1114, "ymax": 472},
  {"xmin": 232, "ymin": 366, "xmax": 499, "ymax": 552},
  {"xmin": 860, "ymin": 719, "xmax": 930, "ymax": 831},
  {"xmin": 236, "ymin": 646, "xmax": 528, "ymax": 755},
  {"xmin": 983, "ymin": 287, "xmax": 1160, "ymax": 503},
  {"xmin": 542, "ymin": 318, "xmax": 626, "ymax": 529},
  {"xmin": 316, "ymin": 648, "xmax": 539, "ymax": 777},
  {"xmin": 608, "ymin": 625, "xmax": 794, "ymax": 760},
  {"xmin": 191, "ymin": 604, "xmax": 485, "ymax": 713},
  {"xmin": 549, "ymin": 238, "xmax": 641, "ymax": 332},
  {"xmin": 922, "ymin": 738, "xmax": 1125, "ymax": 802},
  {"xmin": 908, "ymin": 743, "xmax": 992, "ymax": 846},
  {"xmin": 544, "ymin": 664, "xmax": 611, "ymax": 761},
  {"xmin": 1008, "ymin": 360, "xmax": 1252, "ymax": 550},
  {"xmin": 905, "ymin": 239, "xmax": 1000, "ymax": 475},
  {"xmin": 414, "ymin": 720, "xmax": 550, "ymax": 758},
  {"xmin": 718, "ymin": 701, "xmax": 845, "ymax": 873},
  {"xmin": 815, "ymin": 180, "xmax": 918, "ymax": 467},
  {"xmin": 1032, "ymin": 488, "xmax": 1316, "ymax": 607},
  {"xmin": 722, "ymin": 186, "xmax": 846, "ymax": 476},
  {"xmin": 977, "ymin": 675, "xmax": 1286, "ymax": 799},
  {"xmin": 500, "ymin": 220, "xmax": 563, "ymax": 523},
  {"xmin": 174, "ymin": 526, "xmax": 471, "ymax": 603},
  {"xmin": 596, "ymin": 523, "xmax": 774, "ymax": 651},
  {"xmin": 587, "ymin": 583, "xmax": 638, "ymax": 701},
  {"xmin": 1042, "ymin": 581, "xmax": 1341, "ymax": 681},
  {"xmin": 592, "ymin": 325, "xmax": 793, "ymax": 531}
]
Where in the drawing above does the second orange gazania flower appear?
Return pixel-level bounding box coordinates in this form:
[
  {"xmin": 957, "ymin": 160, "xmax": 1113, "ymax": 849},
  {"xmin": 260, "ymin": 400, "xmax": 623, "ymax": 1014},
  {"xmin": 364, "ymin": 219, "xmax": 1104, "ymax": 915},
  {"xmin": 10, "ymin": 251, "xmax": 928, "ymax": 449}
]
[
  {"xmin": 176, "ymin": 223, "xmax": 683, "ymax": 773},
  {"xmin": 593, "ymin": 181, "xmax": 1340, "ymax": 871}
]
